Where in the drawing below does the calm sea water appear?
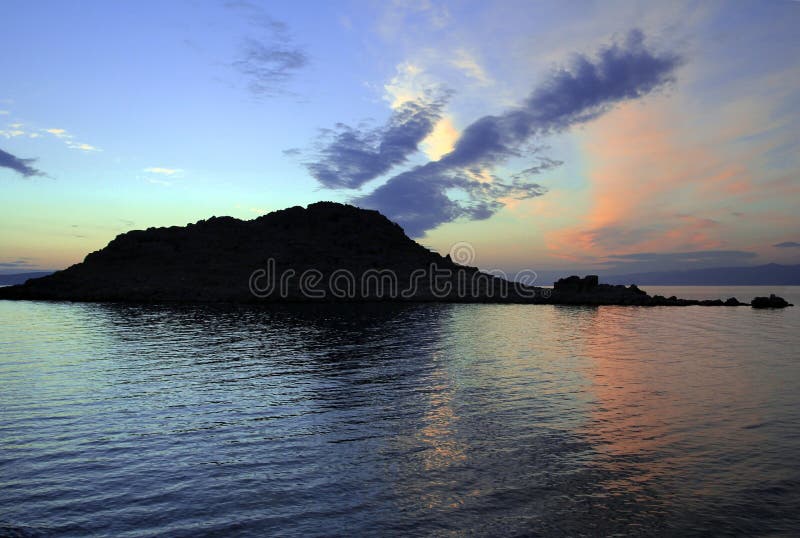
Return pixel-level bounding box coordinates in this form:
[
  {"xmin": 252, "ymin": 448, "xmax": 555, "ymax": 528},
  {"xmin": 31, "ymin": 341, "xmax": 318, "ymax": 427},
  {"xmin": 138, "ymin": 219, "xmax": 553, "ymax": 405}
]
[{"xmin": 1, "ymin": 287, "xmax": 799, "ymax": 537}]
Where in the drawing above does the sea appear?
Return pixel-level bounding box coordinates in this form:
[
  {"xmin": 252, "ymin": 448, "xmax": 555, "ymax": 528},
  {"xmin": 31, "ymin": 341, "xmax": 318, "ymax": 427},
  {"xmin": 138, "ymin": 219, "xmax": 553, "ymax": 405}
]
[{"xmin": 1, "ymin": 286, "xmax": 799, "ymax": 537}]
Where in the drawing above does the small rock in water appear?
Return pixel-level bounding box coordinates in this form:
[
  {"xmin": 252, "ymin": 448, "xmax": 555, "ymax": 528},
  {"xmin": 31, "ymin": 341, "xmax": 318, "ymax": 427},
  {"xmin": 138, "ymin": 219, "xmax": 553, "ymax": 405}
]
[{"xmin": 751, "ymin": 294, "xmax": 793, "ymax": 308}]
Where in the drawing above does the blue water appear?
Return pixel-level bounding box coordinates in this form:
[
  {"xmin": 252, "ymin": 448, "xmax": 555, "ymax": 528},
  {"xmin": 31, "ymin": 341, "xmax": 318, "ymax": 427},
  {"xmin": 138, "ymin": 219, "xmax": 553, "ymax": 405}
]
[{"xmin": 1, "ymin": 287, "xmax": 799, "ymax": 536}]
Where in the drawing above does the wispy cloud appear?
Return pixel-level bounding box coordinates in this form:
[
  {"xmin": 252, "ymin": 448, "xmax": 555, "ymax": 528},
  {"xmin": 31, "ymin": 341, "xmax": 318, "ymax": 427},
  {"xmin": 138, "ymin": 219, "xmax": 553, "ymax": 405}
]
[
  {"xmin": 302, "ymin": 30, "xmax": 681, "ymax": 237},
  {"xmin": 450, "ymin": 49, "xmax": 491, "ymax": 85},
  {"xmin": 44, "ymin": 128, "xmax": 70, "ymax": 139},
  {"xmin": 144, "ymin": 167, "xmax": 183, "ymax": 176},
  {"xmin": 774, "ymin": 241, "xmax": 800, "ymax": 248},
  {"xmin": 0, "ymin": 258, "xmax": 38, "ymax": 269},
  {"xmin": 67, "ymin": 142, "xmax": 100, "ymax": 152},
  {"xmin": 0, "ymin": 129, "xmax": 26, "ymax": 138},
  {"xmin": 0, "ymin": 147, "xmax": 45, "ymax": 178},
  {"xmin": 141, "ymin": 167, "xmax": 185, "ymax": 186},
  {"xmin": 602, "ymin": 249, "xmax": 759, "ymax": 273},
  {"xmin": 606, "ymin": 250, "xmax": 757, "ymax": 264},
  {"xmin": 227, "ymin": 1, "xmax": 309, "ymax": 97},
  {"xmin": 383, "ymin": 61, "xmax": 439, "ymax": 109},
  {"xmin": 0, "ymin": 122, "xmax": 37, "ymax": 139},
  {"xmin": 43, "ymin": 127, "xmax": 101, "ymax": 152}
]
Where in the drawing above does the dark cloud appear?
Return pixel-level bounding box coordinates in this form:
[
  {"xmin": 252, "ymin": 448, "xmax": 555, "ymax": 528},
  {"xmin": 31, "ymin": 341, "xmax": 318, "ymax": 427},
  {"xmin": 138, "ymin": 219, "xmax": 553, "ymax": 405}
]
[
  {"xmin": 774, "ymin": 241, "xmax": 800, "ymax": 248},
  {"xmin": 227, "ymin": 1, "xmax": 308, "ymax": 97},
  {"xmin": 356, "ymin": 163, "xmax": 546, "ymax": 237},
  {"xmin": 0, "ymin": 148, "xmax": 45, "ymax": 178},
  {"xmin": 301, "ymin": 92, "xmax": 450, "ymax": 189},
  {"xmin": 437, "ymin": 29, "xmax": 681, "ymax": 170},
  {"xmin": 352, "ymin": 29, "xmax": 681, "ymax": 236},
  {"xmin": 234, "ymin": 38, "xmax": 308, "ymax": 95}
]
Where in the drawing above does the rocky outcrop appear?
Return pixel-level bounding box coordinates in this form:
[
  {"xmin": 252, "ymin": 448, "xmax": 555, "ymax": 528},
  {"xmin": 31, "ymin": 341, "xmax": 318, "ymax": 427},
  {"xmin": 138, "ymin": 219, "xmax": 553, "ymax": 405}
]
[
  {"xmin": 751, "ymin": 294, "xmax": 793, "ymax": 308},
  {"xmin": 549, "ymin": 276, "xmax": 653, "ymax": 305},
  {"xmin": 0, "ymin": 202, "xmax": 793, "ymax": 307},
  {"xmin": 554, "ymin": 275, "xmax": 599, "ymax": 293}
]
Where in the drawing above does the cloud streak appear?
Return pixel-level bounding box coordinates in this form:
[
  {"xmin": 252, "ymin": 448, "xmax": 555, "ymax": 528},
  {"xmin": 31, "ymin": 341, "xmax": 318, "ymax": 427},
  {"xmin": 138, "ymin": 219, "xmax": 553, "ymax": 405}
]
[
  {"xmin": 0, "ymin": 148, "xmax": 45, "ymax": 178},
  {"xmin": 43, "ymin": 127, "xmax": 101, "ymax": 151},
  {"xmin": 606, "ymin": 250, "xmax": 757, "ymax": 264},
  {"xmin": 0, "ymin": 259, "xmax": 38, "ymax": 268},
  {"xmin": 774, "ymin": 241, "xmax": 800, "ymax": 248},
  {"xmin": 325, "ymin": 29, "xmax": 681, "ymax": 236}
]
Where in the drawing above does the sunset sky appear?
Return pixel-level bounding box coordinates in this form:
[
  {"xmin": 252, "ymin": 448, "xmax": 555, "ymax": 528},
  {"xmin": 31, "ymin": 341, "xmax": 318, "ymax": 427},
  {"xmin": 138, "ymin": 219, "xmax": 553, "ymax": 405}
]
[{"xmin": 2, "ymin": 0, "xmax": 799, "ymax": 277}]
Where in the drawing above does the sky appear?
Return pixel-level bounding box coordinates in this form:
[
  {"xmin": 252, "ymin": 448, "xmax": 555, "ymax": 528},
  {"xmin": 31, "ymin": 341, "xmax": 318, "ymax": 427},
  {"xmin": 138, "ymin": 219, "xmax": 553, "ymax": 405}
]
[{"xmin": 1, "ymin": 0, "xmax": 799, "ymax": 278}]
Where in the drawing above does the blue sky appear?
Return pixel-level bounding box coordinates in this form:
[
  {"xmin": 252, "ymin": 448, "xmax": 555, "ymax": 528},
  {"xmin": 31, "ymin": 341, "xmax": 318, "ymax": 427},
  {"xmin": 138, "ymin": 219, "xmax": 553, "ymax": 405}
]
[{"xmin": 2, "ymin": 0, "xmax": 799, "ymax": 276}]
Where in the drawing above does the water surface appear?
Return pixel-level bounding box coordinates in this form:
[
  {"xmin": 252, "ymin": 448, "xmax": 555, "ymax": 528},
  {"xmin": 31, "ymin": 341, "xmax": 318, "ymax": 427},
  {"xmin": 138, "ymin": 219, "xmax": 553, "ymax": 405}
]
[{"xmin": 2, "ymin": 288, "xmax": 799, "ymax": 536}]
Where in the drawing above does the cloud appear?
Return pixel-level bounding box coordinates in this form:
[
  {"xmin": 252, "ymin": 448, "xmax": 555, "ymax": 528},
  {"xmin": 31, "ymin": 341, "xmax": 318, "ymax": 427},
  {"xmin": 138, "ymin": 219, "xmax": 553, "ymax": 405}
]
[
  {"xmin": 437, "ymin": 29, "xmax": 681, "ymax": 170},
  {"xmin": 234, "ymin": 37, "xmax": 308, "ymax": 95},
  {"xmin": 0, "ymin": 259, "xmax": 38, "ymax": 268},
  {"xmin": 0, "ymin": 148, "xmax": 45, "ymax": 178},
  {"xmin": 227, "ymin": 1, "xmax": 309, "ymax": 97},
  {"xmin": 67, "ymin": 142, "xmax": 100, "ymax": 152},
  {"xmin": 0, "ymin": 110, "xmax": 9, "ymax": 115},
  {"xmin": 142, "ymin": 167, "xmax": 184, "ymax": 186},
  {"xmin": 44, "ymin": 127, "xmax": 101, "ymax": 151},
  {"xmin": 0, "ymin": 129, "xmax": 25, "ymax": 138},
  {"xmin": 44, "ymin": 128, "xmax": 71, "ymax": 139},
  {"xmin": 299, "ymin": 91, "xmax": 450, "ymax": 189},
  {"xmin": 774, "ymin": 241, "xmax": 800, "ymax": 248},
  {"xmin": 421, "ymin": 116, "xmax": 459, "ymax": 160},
  {"xmin": 144, "ymin": 167, "xmax": 183, "ymax": 176},
  {"xmin": 384, "ymin": 62, "xmax": 436, "ymax": 108},
  {"xmin": 1, "ymin": 123, "xmax": 28, "ymax": 138},
  {"xmin": 348, "ymin": 29, "xmax": 681, "ymax": 236},
  {"xmin": 356, "ymin": 164, "xmax": 546, "ymax": 236},
  {"xmin": 450, "ymin": 49, "xmax": 491, "ymax": 85}
]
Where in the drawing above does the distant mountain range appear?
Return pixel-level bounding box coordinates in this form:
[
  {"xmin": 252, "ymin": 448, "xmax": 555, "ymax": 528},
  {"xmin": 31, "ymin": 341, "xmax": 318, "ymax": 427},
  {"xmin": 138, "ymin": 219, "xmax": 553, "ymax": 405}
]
[
  {"xmin": 0, "ymin": 272, "xmax": 54, "ymax": 285},
  {"xmin": 603, "ymin": 263, "xmax": 800, "ymax": 285}
]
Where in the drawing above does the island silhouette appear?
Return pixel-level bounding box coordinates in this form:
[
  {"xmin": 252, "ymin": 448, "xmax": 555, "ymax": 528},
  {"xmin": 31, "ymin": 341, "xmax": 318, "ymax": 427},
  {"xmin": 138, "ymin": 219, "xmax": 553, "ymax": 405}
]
[{"xmin": 0, "ymin": 202, "xmax": 792, "ymax": 307}]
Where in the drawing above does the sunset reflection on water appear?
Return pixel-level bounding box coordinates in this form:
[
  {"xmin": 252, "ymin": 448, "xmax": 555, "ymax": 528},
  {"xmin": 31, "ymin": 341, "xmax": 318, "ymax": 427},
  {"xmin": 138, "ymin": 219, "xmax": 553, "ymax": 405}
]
[{"xmin": 1, "ymin": 295, "xmax": 799, "ymax": 536}]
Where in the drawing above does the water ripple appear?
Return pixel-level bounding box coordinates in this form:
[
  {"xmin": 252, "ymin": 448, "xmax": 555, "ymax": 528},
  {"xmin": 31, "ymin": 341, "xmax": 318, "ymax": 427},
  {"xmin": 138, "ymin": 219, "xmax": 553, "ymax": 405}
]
[{"xmin": 1, "ymin": 292, "xmax": 800, "ymax": 536}]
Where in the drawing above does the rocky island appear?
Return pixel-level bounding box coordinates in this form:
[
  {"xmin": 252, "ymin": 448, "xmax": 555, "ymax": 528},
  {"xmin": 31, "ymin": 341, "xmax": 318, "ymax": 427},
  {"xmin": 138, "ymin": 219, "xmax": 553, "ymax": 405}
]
[{"xmin": 0, "ymin": 202, "xmax": 792, "ymax": 308}]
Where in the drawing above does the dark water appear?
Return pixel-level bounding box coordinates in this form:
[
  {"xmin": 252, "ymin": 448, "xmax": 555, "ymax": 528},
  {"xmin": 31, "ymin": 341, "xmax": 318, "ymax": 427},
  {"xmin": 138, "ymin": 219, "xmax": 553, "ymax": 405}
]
[{"xmin": 2, "ymin": 287, "xmax": 800, "ymax": 537}]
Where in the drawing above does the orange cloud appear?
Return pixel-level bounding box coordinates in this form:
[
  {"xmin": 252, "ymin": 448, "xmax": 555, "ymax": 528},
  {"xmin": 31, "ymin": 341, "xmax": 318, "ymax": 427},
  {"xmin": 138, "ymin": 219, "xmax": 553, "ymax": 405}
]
[{"xmin": 545, "ymin": 97, "xmax": 764, "ymax": 260}]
